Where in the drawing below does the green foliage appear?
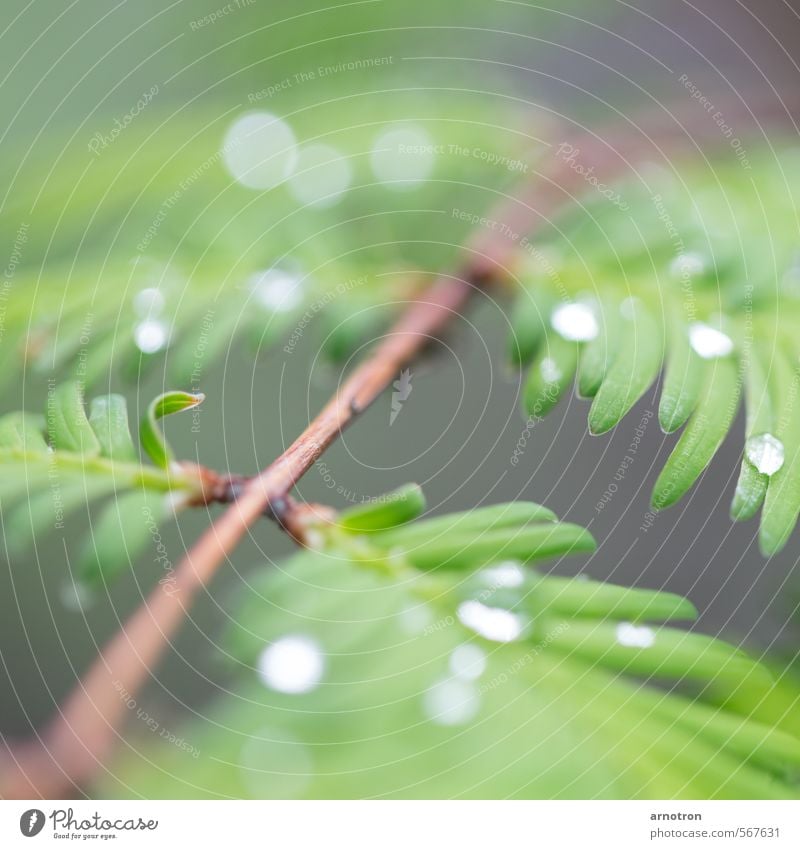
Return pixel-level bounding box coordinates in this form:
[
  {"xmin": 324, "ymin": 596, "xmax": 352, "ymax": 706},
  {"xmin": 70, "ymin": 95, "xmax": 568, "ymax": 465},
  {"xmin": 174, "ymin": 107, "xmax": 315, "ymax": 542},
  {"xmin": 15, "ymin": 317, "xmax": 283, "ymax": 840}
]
[
  {"xmin": 100, "ymin": 487, "xmax": 800, "ymax": 799},
  {"xmin": 0, "ymin": 382, "xmax": 205, "ymax": 585},
  {"xmin": 509, "ymin": 148, "xmax": 800, "ymax": 554}
]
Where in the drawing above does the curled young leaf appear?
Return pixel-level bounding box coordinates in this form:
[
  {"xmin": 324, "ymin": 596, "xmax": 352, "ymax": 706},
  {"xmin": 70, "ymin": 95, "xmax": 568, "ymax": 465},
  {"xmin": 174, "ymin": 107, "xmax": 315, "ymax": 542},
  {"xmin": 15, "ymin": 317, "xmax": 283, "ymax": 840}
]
[{"xmin": 140, "ymin": 390, "xmax": 205, "ymax": 469}]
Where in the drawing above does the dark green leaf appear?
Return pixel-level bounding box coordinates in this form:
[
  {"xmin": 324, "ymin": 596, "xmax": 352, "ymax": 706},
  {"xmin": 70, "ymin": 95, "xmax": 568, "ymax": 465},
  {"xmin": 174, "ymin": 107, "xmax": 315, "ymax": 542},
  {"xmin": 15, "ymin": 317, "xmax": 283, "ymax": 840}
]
[
  {"xmin": 338, "ymin": 483, "xmax": 426, "ymax": 532},
  {"xmin": 588, "ymin": 298, "xmax": 663, "ymax": 435}
]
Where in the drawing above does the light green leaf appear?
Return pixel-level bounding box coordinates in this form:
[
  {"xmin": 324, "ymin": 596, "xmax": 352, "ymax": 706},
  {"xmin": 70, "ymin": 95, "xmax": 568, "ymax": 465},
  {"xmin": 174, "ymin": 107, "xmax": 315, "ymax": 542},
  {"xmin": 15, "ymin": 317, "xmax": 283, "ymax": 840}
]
[
  {"xmin": 374, "ymin": 501, "xmax": 558, "ymax": 551},
  {"xmin": 0, "ymin": 386, "xmax": 203, "ymax": 581},
  {"xmin": 337, "ymin": 483, "xmax": 426, "ymax": 532},
  {"xmin": 399, "ymin": 522, "xmax": 596, "ymax": 571},
  {"xmin": 658, "ymin": 314, "xmax": 704, "ymax": 432},
  {"xmin": 78, "ymin": 490, "xmax": 166, "ymax": 585},
  {"xmin": 534, "ymin": 575, "xmax": 698, "ymax": 622},
  {"xmin": 6, "ymin": 478, "xmax": 117, "ymax": 556},
  {"xmin": 652, "ymin": 356, "xmax": 741, "ymax": 510},
  {"xmin": 89, "ymin": 395, "xmax": 136, "ymax": 461},
  {"xmin": 577, "ymin": 297, "xmax": 620, "ymax": 398},
  {"xmin": 98, "ymin": 509, "xmax": 800, "ymax": 800},
  {"xmin": 545, "ymin": 618, "xmax": 772, "ymax": 693},
  {"xmin": 507, "ymin": 288, "xmax": 553, "ymax": 366},
  {"xmin": 522, "ymin": 333, "xmax": 578, "ymax": 417},
  {"xmin": 760, "ymin": 341, "xmax": 800, "ymax": 555},
  {"xmin": 47, "ymin": 382, "xmax": 101, "ymax": 455},
  {"xmin": 731, "ymin": 341, "xmax": 773, "ymax": 521},
  {"xmin": 588, "ymin": 298, "xmax": 663, "ymax": 435},
  {"xmin": 0, "ymin": 412, "xmax": 47, "ymax": 452}
]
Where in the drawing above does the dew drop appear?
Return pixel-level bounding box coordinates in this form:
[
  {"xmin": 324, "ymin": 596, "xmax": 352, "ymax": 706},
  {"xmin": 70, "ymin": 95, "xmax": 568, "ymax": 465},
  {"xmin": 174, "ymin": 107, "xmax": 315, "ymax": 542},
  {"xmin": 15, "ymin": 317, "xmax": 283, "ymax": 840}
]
[
  {"xmin": 745, "ymin": 432, "xmax": 785, "ymax": 476},
  {"xmin": 59, "ymin": 580, "xmax": 95, "ymax": 612},
  {"xmin": 670, "ymin": 251, "xmax": 707, "ymax": 279},
  {"xmin": 422, "ymin": 678, "xmax": 480, "ymax": 726},
  {"xmin": 238, "ymin": 727, "xmax": 313, "ymax": 799},
  {"xmin": 222, "ymin": 112, "xmax": 298, "ymax": 190},
  {"xmin": 449, "ymin": 644, "xmax": 487, "ymax": 681},
  {"xmin": 616, "ymin": 622, "xmax": 655, "ymax": 648},
  {"xmin": 370, "ymin": 124, "xmax": 435, "ymax": 189},
  {"xmin": 247, "ymin": 267, "xmax": 304, "ymax": 313},
  {"xmin": 133, "ymin": 287, "xmax": 165, "ymax": 318},
  {"xmin": 551, "ymin": 302, "xmax": 599, "ymax": 342},
  {"xmin": 134, "ymin": 319, "xmax": 169, "ymax": 353},
  {"xmin": 457, "ymin": 600, "xmax": 524, "ymax": 643},
  {"xmin": 288, "ymin": 143, "xmax": 352, "ymax": 208},
  {"xmin": 257, "ymin": 634, "xmax": 324, "ymax": 694},
  {"xmin": 398, "ymin": 602, "xmax": 435, "ymax": 635},
  {"xmin": 540, "ymin": 357, "xmax": 562, "ymax": 384},
  {"xmin": 480, "ymin": 561, "xmax": 525, "ymax": 589},
  {"xmin": 689, "ymin": 322, "xmax": 734, "ymax": 359},
  {"xmin": 619, "ymin": 297, "xmax": 640, "ymax": 320}
]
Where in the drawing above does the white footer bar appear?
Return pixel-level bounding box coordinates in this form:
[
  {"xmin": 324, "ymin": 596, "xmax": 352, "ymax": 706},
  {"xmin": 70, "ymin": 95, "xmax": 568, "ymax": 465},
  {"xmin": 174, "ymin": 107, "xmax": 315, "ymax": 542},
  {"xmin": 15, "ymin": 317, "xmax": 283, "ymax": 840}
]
[{"xmin": 1, "ymin": 800, "xmax": 797, "ymax": 847}]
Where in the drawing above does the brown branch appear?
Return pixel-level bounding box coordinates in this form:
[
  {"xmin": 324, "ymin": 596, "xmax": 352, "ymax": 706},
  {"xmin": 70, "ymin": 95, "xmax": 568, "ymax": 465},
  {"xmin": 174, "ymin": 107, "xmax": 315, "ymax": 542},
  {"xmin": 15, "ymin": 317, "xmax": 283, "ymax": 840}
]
[{"xmin": 0, "ymin": 270, "xmax": 484, "ymax": 799}]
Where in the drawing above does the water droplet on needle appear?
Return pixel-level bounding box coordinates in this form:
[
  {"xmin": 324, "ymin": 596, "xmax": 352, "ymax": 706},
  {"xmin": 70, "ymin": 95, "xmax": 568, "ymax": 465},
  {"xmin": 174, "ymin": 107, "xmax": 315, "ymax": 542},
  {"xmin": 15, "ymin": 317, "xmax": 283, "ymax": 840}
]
[
  {"xmin": 257, "ymin": 634, "xmax": 324, "ymax": 694},
  {"xmin": 689, "ymin": 322, "xmax": 734, "ymax": 359},
  {"xmin": 551, "ymin": 302, "xmax": 599, "ymax": 342},
  {"xmin": 457, "ymin": 600, "xmax": 524, "ymax": 643},
  {"xmin": 222, "ymin": 112, "xmax": 297, "ymax": 190},
  {"xmin": 745, "ymin": 433, "xmax": 785, "ymax": 476},
  {"xmin": 616, "ymin": 622, "xmax": 655, "ymax": 648}
]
